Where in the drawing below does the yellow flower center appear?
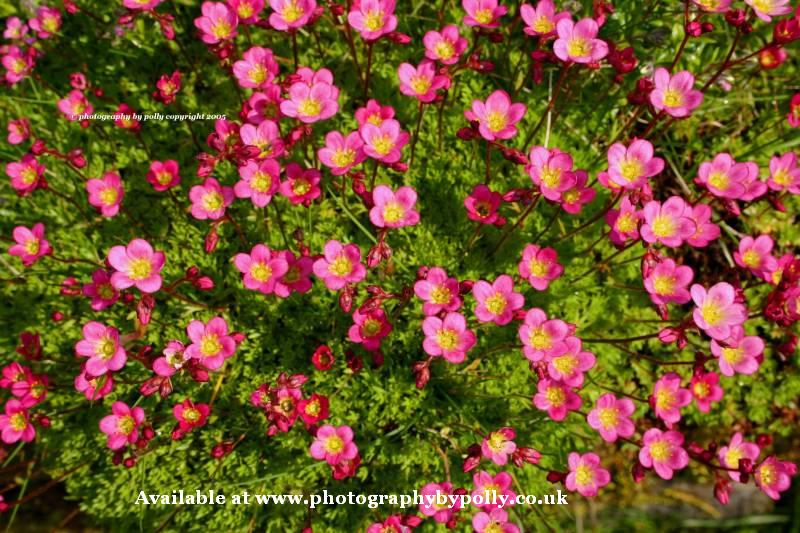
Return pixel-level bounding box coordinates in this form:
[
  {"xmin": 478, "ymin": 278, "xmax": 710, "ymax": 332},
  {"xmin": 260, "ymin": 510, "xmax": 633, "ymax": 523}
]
[
  {"xmin": 567, "ymin": 38, "xmax": 591, "ymax": 58},
  {"xmin": 552, "ymin": 354, "xmax": 578, "ymax": 376},
  {"xmin": 725, "ymin": 447, "xmax": 742, "ymax": 469},
  {"xmin": 410, "ymin": 75, "xmax": 432, "ymax": 95},
  {"xmin": 200, "ymin": 334, "xmax": 222, "ymax": 357},
  {"xmin": 533, "ymin": 16, "xmax": 554, "ymax": 33},
  {"xmin": 251, "ymin": 170, "xmax": 273, "ymax": 193},
  {"xmin": 662, "ymin": 88, "xmax": 684, "ymax": 108},
  {"xmin": 367, "ymin": 114, "xmax": 383, "ymax": 126},
  {"xmin": 693, "ymin": 381, "xmax": 710, "ymax": 398},
  {"xmin": 486, "ymin": 431, "xmax": 507, "ymax": 452},
  {"xmin": 701, "ymin": 301, "xmax": 724, "ymax": 326},
  {"xmin": 329, "ymin": 256, "xmax": 353, "ymax": 277},
  {"xmin": 21, "ymin": 168, "xmax": 37, "ymax": 185},
  {"xmin": 292, "ymin": 178, "xmax": 312, "ymax": 196},
  {"xmin": 484, "ymin": 292, "xmax": 507, "ymax": 315},
  {"xmin": 129, "ymin": 258, "xmax": 153, "ymax": 280},
  {"xmin": 575, "ymin": 464, "xmax": 594, "ymax": 486},
  {"xmin": 364, "ymin": 9, "xmax": 384, "ymax": 31},
  {"xmin": 698, "ymin": 0, "xmax": 719, "ymax": 9},
  {"xmin": 325, "ymin": 435, "xmax": 344, "ymax": 453},
  {"xmin": 563, "ymin": 189, "xmax": 580, "ymax": 203},
  {"xmin": 211, "ymin": 20, "xmax": 232, "ymax": 39},
  {"xmin": 653, "ymin": 275, "xmax": 676, "ymax": 295},
  {"xmin": 9, "ymin": 413, "xmax": 27, "ymax": 431},
  {"xmin": 619, "ymin": 158, "xmax": 643, "ymax": 182},
  {"xmin": 751, "ymin": 0, "xmax": 774, "ymax": 12},
  {"xmin": 117, "ymin": 415, "xmax": 135, "ymax": 435},
  {"xmin": 331, "ymin": 148, "xmax": 356, "ymax": 168},
  {"xmin": 98, "ymin": 336, "xmax": 117, "ymax": 359},
  {"xmin": 474, "ymin": 9, "xmax": 493, "ymax": 24},
  {"xmin": 157, "ymin": 171, "xmax": 173, "ymax": 185},
  {"xmin": 616, "ymin": 213, "xmax": 637, "ymax": 233},
  {"xmin": 282, "ymin": 1, "xmax": 304, "ymax": 23},
  {"xmin": 382, "ymin": 202, "xmax": 405, "ymax": 223},
  {"xmin": 539, "ymin": 166, "xmax": 562, "ymax": 188},
  {"xmin": 436, "ymin": 329, "xmax": 459, "ymax": 350},
  {"xmin": 43, "ymin": 16, "xmax": 59, "ymax": 33},
  {"xmin": 758, "ymin": 463, "xmax": 775, "ymax": 486},
  {"xmin": 362, "ymin": 318, "xmax": 382, "ymax": 337},
  {"xmin": 529, "ymin": 259, "xmax": 549, "ymax": 278},
  {"xmin": 371, "ymin": 134, "xmax": 394, "ymax": 155},
  {"xmin": 24, "ymin": 239, "xmax": 40, "ymax": 255},
  {"xmin": 249, "ymin": 64, "xmax": 268, "ymax": 85},
  {"xmin": 11, "ymin": 58, "xmax": 26, "ymax": 74},
  {"xmin": 251, "ymin": 262, "xmax": 273, "ymax": 282},
  {"xmin": 529, "ymin": 327, "xmax": 551, "ymax": 349},
  {"xmin": 238, "ymin": 3, "xmax": 254, "ymax": 18},
  {"xmin": 98, "ymin": 283, "xmax": 114, "ymax": 299},
  {"xmin": 430, "ymin": 285, "xmax": 451, "ymax": 304},
  {"xmin": 721, "ymin": 346, "xmax": 743, "ymax": 365},
  {"xmin": 651, "ymin": 215, "xmax": 676, "ymax": 238},
  {"xmin": 649, "ymin": 441, "xmax": 671, "ymax": 461},
  {"xmin": 742, "ymin": 250, "xmax": 761, "ymax": 269},
  {"xmin": 305, "ymin": 399, "xmax": 321, "ymax": 416},
  {"xmin": 772, "ymin": 169, "xmax": 791, "ymax": 186},
  {"xmin": 298, "ymin": 98, "xmax": 322, "ymax": 117},
  {"xmin": 183, "ymin": 407, "xmax": 201, "ymax": 423},
  {"xmin": 545, "ymin": 385, "xmax": 565, "ymax": 406},
  {"xmin": 99, "ymin": 187, "xmax": 118, "ymax": 206},
  {"xmin": 655, "ymin": 388, "xmax": 674, "ymax": 411},
  {"xmin": 485, "ymin": 111, "xmax": 507, "ymax": 133},
  {"xmin": 598, "ymin": 407, "xmax": 618, "ymax": 429},
  {"xmin": 434, "ymin": 40, "xmax": 455, "ymax": 60},
  {"xmin": 202, "ymin": 191, "xmax": 224, "ymax": 212},
  {"xmin": 708, "ymin": 171, "xmax": 729, "ymax": 191}
]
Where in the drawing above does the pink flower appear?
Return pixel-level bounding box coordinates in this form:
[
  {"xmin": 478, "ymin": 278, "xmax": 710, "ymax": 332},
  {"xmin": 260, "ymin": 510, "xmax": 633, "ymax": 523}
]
[
  {"xmin": 74, "ymin": 368, "xmax": 114, "ymax": 400},
  {"xmin": 173, "ymin": 399, "xmax": 211, "ymax": 433},
  {"xmin": 348, "ymin": 309, "xmax": 392, "ymax": 350},
  {"xmin": 312, "ymin": 240, "xmax": 367, "ymax": 290},
  {"xmin": 533, "ymin": 378, "xmax": 582, "ymax": 421},
  {"xmin": 734, "ymin": 235, "xmax": 777, "ymax": 276},
  {"xmin": 639, "ymin": 428, "xmax": 689, "ymax": 480},
  {"xmin": 278, "ymin": 163, "xmax": 322, "ymax": 205},
  {"xmin": 587, "ymin": 393, "xmax": 636, "ymax": 443},
  {"xmin": 419, "ymin": 482, "xmax": 461, "ymax": 523},
  {"xmin": 690, "ymin": 371, "xmax": 724, "ymax": 413},
  {"xmin": 99, "ymin": 401, "xmax": 145, "ymax": 450},
  {"xmin": 520, "ymin": 0, "xmax": 570, "ymax": 37},
  {"xmin": 546, "ymin": 336, "xmax": 596, "ymax": 387},
  {"xmin": 114, "ymin": 104, "xmax": 141, "ymax": 131},
  {"xmin": 348, "ymin": 0, "xmax": 398, "ymax": 41},
  {"xmin": 481, "ymin": 427, "xmax": 517, "ymax": 465},
  {"xmin": 280, "ymin": 78, "xmax": 339, "ymax": 124},
  {"xmin": 559, "ymin": 170, "xmax": 596, "ymax": 214},
  {"xmin": 86, "ymin": 172, "xmax": 124, "ymax": 217},
  {"xmin": 691, "ymin": 282, "xmax": 748, "ymax": 341},
  {"xmin": 318, "ymin": 131, "xmax": 366, "ymax": 175},
  {"xmin": 146, "ymin": 160, "xmax": 181, "ymax": 191},
  {"xmin": 527, "ymin": 147, "xmax": 577, "ymax": 201},
  {"xmin": 107, "ymin": 238, "xmax": 166, "ymax": 293},
  {"xmin": 268, "ymin": 0, "xmax": 316, "ymax": 30},
  {"xmin": 471, "ymin": 470, "xmax": 516, "ymax": 511},
  {"xmin": 605, "ymin": 196, "xmax": 641, "ymax": 245},
  {"xmin": 57, "ymin": 90, "xmax": 92, "ymax": 121},
  {"xmin": 651, "ymin": 372, "xmax": 692, "ymax": 425},
  {"xmin": 233, "ymin": 46, "xmax": 279, "ymax": 89},
  {"xmin": 553, "ymin": 18, "xmax": 609, "ymax": 63},
  {"xmin": 465, "ymin": 90, "xmax": 526, "ymax": 141},
  {"xmin": 414, "ymin": 267, "xmax": 462, "ymax": 315},
  {"xmin": 274, "ymin": 251, "xmax": 314, "ymax": 297},
  {"xmin": 154, "ymin": 71, "xmax": 181, "ymax": 105},
  {"xmin": 309, "ymin": 424, "xmax": 358, "ymax": 465},
  {"xmin": 472, "ymin": 275, "xmax": 525, "ymax": 325},
  {"xmin": 643, "ymin": 258, "xmax": 694, "ymax": 305},
  {"xmin": 0, "ymin": 400, "xmax": 35, "ymax": 444},
  {"xmin": 194, "ymin": 2, "xmax": 238, "ymax": 44},
  {"xmin": 355, "ymin": 99, "xmax": 394, "ymax": 126},
  {"xmin": 11, "ymin": 373, "xmax": 47, "ymax": 408},
  {"xmin": 369, "ymin": 185, "xmax": 420, "ymax": 229},
  {"xmin": 2, "ymin": 46, "xmax": 33, "ymax": 85},
  {"xmin": 9, "ymin": 223, "xmax": 51, "ymax": 267},
  {"xmin": 755, "ymin": 456, "xmax": 797, "ymax": 500},
  {"xmin": 240, "ymin": 119, "xmax": 285, "ymax": 159},
  {"xmin": 82, "ymin": 269, "xmax": 120, "ymax": 311},
  {"xmin": 423, "ymin": 25, "xmax": 468, "ymax": 65},
  {"xmin": 686, "ymin": 204, "xmax": 721, "ymax": 248},
  {"xmin": 0, "ymin": 363, "xmax": 31, "ymax": 390},
  {"xmin": 464, "ymin": 184, "xmax": 504, "ymax": 225},
  {"xmin": 696, "ymin": 152, "xmax": 750, "ymax": 199},
  {"xmin": 398, "ymin": 60, "xmax": 449, "ymax": 103},
  {"xmin": 189, "ymin": 177, "xmax": 235, "ymax": 220},
  {"xmin": 473, "ymin": 509, "xmax": 520, "ymax": 533},
  {"xmin": 75, "ymin": 322, "xmax": 127, "ymax": 376},
  {"xmin": 153, "ymin": 341, "xmax": 189, "ymax": 377},
  {"xmin": 788, "ymin": 93, "xmax": 800, "ymax": 128},
  {"xmin": 228, "ymin": 0, "xmax": 265, "ymax": 23},
  {"xmin": 650, "ymin": 68, "xmax": 703, "ymax": 118},
  {"xmin": 640, "ymin": 196, "xmax": 696, "ymax": 248},
  {"xmin": 462, "ymin": 0, "xmax": 507, "ymax": 28},
  {"xmin": 710, "ymin": 326, "xmax": 764, "ymax": 376},
  {"xmin": 359, "ymin": 119, "xmax": 409, "ymax": 163},
  {"xmin": 422, "ymin": 312, "xmax": 476, "ymax": 363},
  {"xmin": 767, "ymin": 152, "xmax": 800, "ymax": 193},
  {"xmin": 185, "ymin": 316, "xmax": 237, "ymax": 371},
  {"xmin": 29, "ymin": 6, "xmax": 61, "ymax": 39},
  {"xmin": 235, "ymin": 159, "xmax": 280, "ymax": 207},
  {"xmin": 565, "ymin": 452, "xmax": 611, "ymax": 497},
  {"xmin": 518, "ymin": 244, "xmax": 563, "ymax": 290},
  {"xmin": 745, "ymin": 0, "xmax": 793, "ymax": 21},
  {"xmin": 124, "ymin": 0, "xmax": 164, "ymax": 10},
  {"xmin": 519, "ymin": 308, "xmax": 571, "ymax": 362},
  {"xmin": 233, "ymin": 244, "xmax": 290, "ymax": 294},
  {"xmin": 692, "ymin": 0, "xmax": 731, "ymax": 12},
  {"xmin": 718, "ymin": 433, "xmax": 761, "ymax": 481},
  {"xmin": 3, "ymin": 17, "xmax": 28, "ymax": 40},
  {"xmin": 605, "ymin": 139, "xmax": 664, "ymax": 190},
  {"xmin": 7, "ymin": 154, "xmax": 45, "ymax": 196},
  {"xmin": 7, "ymin": 118, "xmax": 30, "ymax": 145}
]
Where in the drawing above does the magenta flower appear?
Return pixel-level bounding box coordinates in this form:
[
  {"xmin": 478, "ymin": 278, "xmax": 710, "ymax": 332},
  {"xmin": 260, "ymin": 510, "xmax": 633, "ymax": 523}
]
[
  {"xmin": 718, "ymin": 432, "xmax": 761, "ymax": 482},
  {"xmin": 419, "ymin": 482, "xmax": 461, "ymax": 523},
  {"xmin": 533, "ymin": 378, "xmax": 582, "ymax": 421},
  {"xmin": 9, "ymin": 223, "xmax": 51, "ymax": 267},
  {"xmin": 274, "ymin": 250, "xmax": 313, "ymax": 295},
  {"xmin": 7, "ymin": 118, "xmax": 30, "ymax": 145},
  {"xmin": 745, "ymin": 0, "xmax": 793, "ymax": 21},
  {"xmin": 639, "ymin": 428, "xmax": 689, "ymax": 479},
  {"xmin": 83, "ymin": 269, "xmax": 120, "ymax": 311},
  {"xmin": 690, "ymin": 371, "xmax": 724, "ymax": 413},
  {"xmin": 7, "ymin": 154, "xmax": 45, "ymax": 196},
  {"xmin": 3, "ymin": 17, "xmax": 28, "ymax": 40},
  {"xmin": 650, "ymin": 68, "xmax": 703, "ymax": 118},
  {"xmin": 185, "ymin": 316, "xmax": 237, "ymax": 371},
  {"xmin": 414, "ymin": 267, "xmax": 462, "ymax": 315},
  {"xmin": 229, "ymin": 0, "xmax": 265, "ymax": 23},
  {"xmin": 194, "ymin": 2, "xmax": 238, "ymax": 44},
  {"xmin": 359, "ymin": 118, "xmax": 409, "ymax": 163},
  {"xmin": 280, "ymin": 75, "xmax": 339, "ymax": 124},
  {"xmin": 107, "ymin": 238, "xmax": 165, "ymax": 293},
  {"xmin": 398, "ymin": 60, "xmax": 449, "ymax": 103},
  {"xmin": 520, "ymin": 0, "xmax": 570, "ymax": 37},
  {"xmin": 640, "ymin": 196, "xmax": 696, "ymax": 248},
  {"xmin": 767, "ymin": 152, "xmax": 800, "ymax": 193},
  {"xmin": 465, "ymin": 90, "xmax": 527, "ymax": 141},
  {"xmin": 348, "ymin": 0, "xmax": 397, "ymax": 41},
  {"xmin": 423, "ymin": 25, "xmax": 468, "ymax": 65},
  {"xmin": 605, "ymin": 196, "xmax": 641, "ymax": 245},
  {"xmin": 245, "ymin": 87, "xmax": 283, "ymax": 123},
  {"xmin": 2, "ymin": 46, "xmax": 33, "ymax": 85},
  {"xmin": 0, "ymin": 363, "xmax": 31, "ymax": 390},
  {"xmin": 124, "ymin": 0, "xmax": 164, "ymax": 10},
  {"xmin": 312, "ymin": 240, "xmax": 367, "ymax": 290},
  {"xmin": 518, "ymin": 244, "xmax": 563, "ymax": 291},
  {"xmin": 240, "ymin": 119, "xmax": 285, "ymax": 159},
  {"xmin": 146, "ymin": 160, "xmax": 180, "ymax": 191},
  {"xmin": 605, "ymin": 139, "xmax": 664, "ymax": 190},
  {"xmin": 233, "ymin": 244, "xmax": 290, "ymax": 294},
  {"xmin": 692, "ymin": 0, "xmax": 731, "ymax": 12},
  {"xmin": 74, "ymin": 368, "xmax": 114, "ymax": 400},
  {"xmin": 189, "ymin": 177, "xmax": 235, "ymax": 220},
  {"xmin": 644, "ymin": 258, "xmax": 694, "ymax": 305},
  {"xmin": 565, "ymin": 452, "xmax": 611, "ymax": 497},
  {"xmin": 86, "ymin": 172, "xmax": 124, "ymax": 217},
  {"xmin": 233, "ymin": 46, "xmax": 279, "ymax": 89},
  {"xmin": 235, "ymin": 159, "xmax": 280, "ymax": 207},
  {"xmin": 472, "ymin": 274, "xmax": 525, "ymax": 325},
  {"xmin": 278, "ymin": 163, "xmax": 321, "ymax": 206},
  {"xmin": 153, "ymin": 341, "xmax": 189, "ymax": 377},
  {"xmin": 473, "ymin": 509, "xmax": 520, "ymax": 533},
  {"xmin": 310, "ymin": 424, "xmax": 358, "ymax": 465},
  {"xmin": 355, "ymin": 99, "xmax": 395, "ymax": 127},
  {"xmin": 369, "ymin": 185, "xmax": 420, "ymax": 229},
  {"xmin": 29, "ymin": 6, "xmax": 61, "ymax": 38},
  {"xmin": 519, "ymin": 308, "xmax": 571, "ymax": 362},
  {"xmin": 75, "ymin": 322, "xmax": 127, "ymax": 376},
  {"xmin": 691, "ymin": 282, "xmax": 748, "ymax": 341},
  {"xmin": 318, "ymin": 131, "xmax": 366, "ymax": 175},
  {"xmin": 462, "ymin": 0, "xmax": 507, "ymax": 28},
  {"xmin": 269, "ymin": 0, "xmax": 316, "ymax": 30},
  {"xmin": 471, "ymin": 470, "xmax": 516, "ymax": 511},
  {"xmin": 422, "ymin": 312, "xmax": 476, "ymax": 363},
  {"xmin": 734, "ymin": 235, "xmax": 777, "ymax": 276},
  {"xmin": 348, "ymin": 309, "xmax": 392, "ymax": 350},
  {"xmin": 0, "ymin": 400, "xmax": 35, "ymax": 444},
  {"xmin": 587, "ymin": 393, "xmax": 636, "ymax": 442},
  {"xmin": 710, "ymin": 326, "xmax": 764, "ymax": 376},
  {"xmin": 464, "ymin": 184, "xmax": 505, "ymax": 225},
  {"xmin": 546, "ymin": 336, "xmax": 596, "ymax": 387},
  {"xmin": 553, "ymin": 18, "xmax": 609, "ymax": 63},
  {"xmin": 559, "ymin": 170, "xmax": 596, "ymax": 214},
  {"xmin": 651, "ymin": 372, "xmax": 692, "ymax": 425},
  {"xmin": 697, "ymin": 152, "xmax": 750, "ymax": 199},
  {"xmin": 58, "ymin": 90, "xmax": 92, "ymax": 121},
  {"xmin": 481, "ymin": 427, "xmax": 516, "ymax": 465},
  {"xmin": 686, "ymin": 204, "xmax": 721, "ymax": 248},
  {"xmin": 527, "ymin": 146, "xmax": 577, "ymax": 201},
  {"xmin": 99, "ymin": 401, "xmax": 145, "ymax": 450},
  {"xmin": 755, "ymin": 456, "xmax": 797, "ymax": 500},
  {"xmin": 173, "ymin": 399, "xmax": 211, "ymax": 434}
]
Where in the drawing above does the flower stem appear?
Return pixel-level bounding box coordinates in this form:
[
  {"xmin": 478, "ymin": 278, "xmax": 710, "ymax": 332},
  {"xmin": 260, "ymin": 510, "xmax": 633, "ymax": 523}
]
[{"xmin": 409, "ymin": 101, "xmax": 426, "ymax": 168}]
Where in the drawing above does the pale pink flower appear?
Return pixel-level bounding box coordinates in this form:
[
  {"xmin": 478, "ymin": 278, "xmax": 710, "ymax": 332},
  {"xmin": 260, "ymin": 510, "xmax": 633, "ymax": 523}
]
[
  {"xmin": 233, "ymin": 46, "xmax": 279, "ymax": 89},
  {"xmin": 472, "ymin": 509, "xmax": 519, "ymax": 533},
  {"xmin": 57, "ymin": 90, "xmax": 92, "ymax": 121},
  {"xmin": 312, "ymin": 240, "xmax": 367, "ymax": 290},
  {"xmin": 643, "ymin": 258, "xmax": 694, "ymax": 305},
  {"xmin": 75, "ymin": 321, "xmax": 127, "ymax": 375},
  {"xmin": 651, "ymin": 372, "xmax": 692, "ymax": 425},
  {"xmin": 414, "ymin": 267, "xmax": 462, "ymax": 315},
  {"xmin": 278, "ymin": 163, "xmax": 321, "ymax": 205},
  {"xmin": 348, "ymin": 309, "xmax": 392, "ymax": 350},
  {"xmin": 755, "ymin": 457, "xmax": 797, "ymax": 500},
  {"xmin": 710, "ymin": 326, "xmax": 763, "ymax": 376},
  {"xmin": 527, "ymin": 146, "xmax": 577, "ymax": 201},
  {"xmin": 691, "ymin": 282, "xmax": 748, "ymax": 341},
  {"xmin": 359, "ymin": 119, "xmax": 409, "ymax": 163},
  {"xmin": 146, "ymin": 160, "xmax": 181, "ymax": 191},
  {"xmin": 605, "ymin": 196, "xmax": 641, "ymax": 245},
  {"xmin": 0, "ymin": 400, "xmax": 35, "ymax": 444},
  {"xmin": 228, "ymin": 0, "xmax": 265, "ymax": 23},
  {"xmin": 462, "ymin": 0, "xmax": 507, "ymax": 28},
  {"xmin": 718, "ymin": 432, "xmax": 760, "ymax": 482},
  {"xmin": 29, "ymin": 6, "xmax": 61, "ymax": 39},
  {"xmin": 240, "ymin": 119, "xmax": 285, "ymax": 159},
  {"xmin": 2, "ymin": 46, "xmax": 33, "ymax": 85},
  {"xmin": 194, "ymin": 2, "xmax": 238, "ymax": 44},
  {"xmin": 686, "ymin": 204, "xmax": 721, "ymax": 248},
  {"xmin": 6, "ymin": 154, "xmax": 45, "ymax": 196},
  {"xmin": 472, "ymin": 274, "xmax": 525, "ymax": 325},
  {"xmin": 398, "ymin": 60, "xmax": 450, "ymax": 103},
  {"xmin": 767, "ymin": 152, "xmax": 800, "ymax": 193},
  {"xmin": 734, "ymin": 235, "xmax": 777, "ymax": 276},
  {"xmin": 697, "ymin": 152, "xmax": 750, "ymax": 199},
  {"xmin": 86, "ymin": 172, "xmax": 124, "ymax": 217},
  {"xmin": 553, "ymin": 18, "xmax": 609, "ymax": 63},
  {"xmin": 355, "ymin": 99, "xmax": 395, "ymax": 127},
  {"xmin": 565, "ymin": 452, "xmax": 611, "ymax": 497},
  {"xmin": 518, "ymin": 244, "xmax": 563, "ymax": 290},
  {"xmin": 605, "ymin": 139, "xmax": 664, "ymax": 189},
  {"xmin": 465, "ymin": 90, "xmax": 526, "ymax": 141},
  {"xmin": 309, "ymin": 424, "xmax": 358, "ymax": 465},
  {"xmin": 423, "ymin": 25, "xmax": 468, "ymax": 65},
  {"xmin": 279, "ymin": 76, "xmax": 339, "ymax": 123},
  {"xmin": 107, "ymin": 238, "xmax": 166, "ymax": 293},
  {"xmin": 520, "ymin": 0, "xmax": 570, "ymax": 37},
  {"xmin": 82, "ymin": 269, "xmax": 120, "ymax": 311},
  {"xmin": 233, "ymin": 244, "xmax": 290, "ymax": 294},
  {"xmin": 184, "ymin": 316, "xmax": 237, "ymax": 370},
  {"xmin": 7, "ymin": 118, "xmax": 30, "ymax": 145},
  {"xmin": 422, "ymin": 312, "xmax": 476, "ymax": 363},
  {"xmin": 348, "ymin": 0, "xmax": 397, "ymax": 41},
  {"xmin": 745, "ymin": 0, "xmax": 793, "ymax": 21},
  {"xmin": 481, "ymin": 427, "xmax": 516, "ymax": 465},
  {"xmin": 419, "ymin": 482, "xmax": 461, "ymax": 523},
  {"xmin": 189, "ymin": 177, "xmax": 235, "ymax": 220},
  {"xmin": 74, "ymin": 368, "xmax": 114, "ymax": 400},
  {"xmin": 533, "ymin": 378, "xmax": 581, "ymax": 420},
  {"xmin": 559, "ymin": 170, "xmax": 596, "ymax": 214},
  {"xmin": 369, "ymin": 185, "xmax": 420, "ymax": 229},
  {"xmin": 269, "ymin": 0, "xmax": 316, "ymax": 30},
  {"xmin": 587, "ymin": 393, "xmax": 636, "ymax": 443},
  {"xmin": 3, "ymin": 17, "xmax": 28, "ymax": 40},
  {"xmin": 546, "ymin": 336, "xmax": 596, "ymax": 387},
  {"xmin": 640, "ymin": 196, "xmax": 696, "ymax": 248},
  {"xmin": 471, "ymin": 470, "xmax": 516, "ymax": 511},
  {"xmin": 99, "ymin": 401, "xmax": 145, "ymax": 450},
  {"xmin": 650, "ymin": 68, "xmax": 703, "ymax": 118},
  {"xmin": 518, "ymin": 308, "xmax": 571, "ymax": 362},
  {"xmin": 9, "ymin": 223, "xmax": 51, "ymax": 267},
  {"xmin": 153, "ymin": 341, "xmax": 189, "ymax": 377},
  {"xmin": 690, "ymin": 371, "xmax": 724, "ymax": 413},
  {"xmin": 318, "ymin": 131, "xmax": 366, "ymax": 175},
  {"xmin": 692, "ymin": 0, "xmax": 731, "ymax": 12},
  {"xmin": 639, "ymin": 428, "xmax": 689, "ymax": 480},
  {"xmin": 235, "ymin": 159, "xmax": 280, "ymax": 207}
]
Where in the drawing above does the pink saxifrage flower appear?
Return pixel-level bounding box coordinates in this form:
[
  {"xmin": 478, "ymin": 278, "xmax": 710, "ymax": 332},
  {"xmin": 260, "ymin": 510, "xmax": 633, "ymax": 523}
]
[
  {"xmin": 99, "ymin": 401, "xmax": 145, "ymax": 450},
  {"xmin": 86, "ymin": 172, "xmax": 124, "ymax": 217},
  {"xmin": 0, "ymin": 400, "xmax": 35, "ymax": 444},
  {"xmin": 269, "ymin": 0, "xmax": 316, "ymax": 30},
  {"xmin": 233, "ymin": 46, "xmax": 279, "ymax": 89},
  {"xmin": 465, "ymin": 90, "xmax": 526, "ymax": 141},
  {"xmin": 423, "ymin": 25, "xmax": 468, "ymax": 65},
  {"xmin": 414, "ymin": 267, "xmax": 462, "ymax": 315},
  {"xmin": 546, "ymin": 336, "xmax": 596, "ymax": 387},
  {"xmin": 233, "ymin": 244, "xmax": 290, "ymax": 294},
  {"xmin": 518, "ymin": 244, "xmax": 563, "ymax": 290},
  {"xmin": 398, "ymin": 60, "xmax": 449, "ymax": 103},
  {"xmin": 565, "ymin": 452, "xmax": 611, "ymax": 497},
  {"xmin": 369, "ymin": 185, "xmax": 420, "ymax": 229},
  {"xmin": 533, "ymin": 378, "xmax": 581, "ymax": 421},
  {"xmin": 194, "ymin": 2, "xmax": 238, "ymax": 44},
  {"xmin": 464, "ymin": 184, "xmax": 504, "ymax": 225},
  {"xmin": 419, "ymin": 482, "xmax": 461, "ymax": 523},
  {"xmin": 639, "ymin": 428, "xmax": 689, "ymax": 480},
  {"xmin": 553, "ymin": 18, "xmax": 609, "ymax": 64},
  {"xmin": 359, "ymin": 118, "xmax": 409, "ymax": 164},
  {"xmin": 422, "ymin": 312, "xmax": 476, "ymax": 363},
  {"xmin": 310, "ymin": 424, "xmax": 358, "ymax": 465},
  {"xmin": 240, "ymin": 119, "xmax": 285, "ymax": 159},
  {"xmin": 754, "ymin": 456, "xmax": 797, "ymax": 500},
  {"xmin": 697, "ymin": 152, "xmax": 751, "ymax": 199},
  {"xmin": 651, "ymin": 372, "xmax": 692, "ymax": 425},
  {"xmin": 58, "ymin": 90, "xmax": 92, "ymax": 121},
  {"xmin": 640, "ymin": 196, "xmax": 696, "ymax": 248},
  {"xmin": 312, "ymin": 240, "xmax": 367, "ymax": 290},
  {"xmin": 280, "ymin": 68, "xmax": 339, "ymax": 124},
  {"xmin": 318, "ymin": 131, "xmax": 366, "ymax": 176},
  {"xmin": 527, "ymin": 146, "xmax": 577, "ymax": 201},
  {"xmin": 481, "ymin": 427, "xmax": 517, "ymax": 465},
  {"xmin": 745, "ymin": 0, "xmax": 793, "ymax": 21},
  {"xmin": 235, "ymin": 159, "xmax": 280, "ymax": 207},
  {"xmin": 734, "ymin": 235, "xmax": 777, "ymax": 277},
  {"xmin": 146, "ymin": 160, "xmax": 180, "ymax": 191},
  {"xmin": 472, "ymin": 509, "xmax": 520, "ymax": 533},
  {"xmin": 718, "ymin": 432, "xmax": 760, "ymax": 482},
  {"xmin": 604, "ymin": 139, "xmax": 664, "ymax": 190},
  {"xmin": 691, "ymin": 282, "xmax": 748, "ymax": 341},
  {"xmin": 173, "ymin": 399, "xmax": 211, "ymax": 434},
  {"xmin": 189, "ymin": 177, "xmax": 235, "ymax": 220},
  {"xmin": 472, "ymin": 274, "xmax": 525, "ymax": 326},
  {"xmin": 710, "ymin": 326, "xmax": 764, "ymax": 376},
  {"xmin": 348, "ymin": 0, "xmax": 397, "ymax": 41},
  {"xmin": 9, "ymin": 223, "xmax": 52, "ymax": 267},
  {"xmin": 650, "ymin": 68, "xmax": 703, "ymax": 118},
  {"xmin": 520, "ymin": 0, "xmax": 570, "ymax": 37},
  {"xmin": 75, "ymin": 321, "xmax": 127, "ymax": 375},
  {"xmin": 605, "ymin": 196, "xmax": 641, "ymax": 245},
  {"xmin": 587, "ymin": 393, "xmax": 636, "ymax": 442},
  {"xmin": 643, "ymin": 258, "xmax": 694, "ymax": 305},
  {"xmin": 348, "ymin": 309, "xmax": 392, "ymax": 350},
  {"xmin": 184, "ymin": 316, "xmax": 237, "ymax": 371},
  {"xmin": 278, "ymin": 163, "xmax": 322, "ymax": 206},
  {"xmin": 107, "ymin": 238, "xmax": 165, "ymax": 293},
  {"xmin": 471, "ymin": 470, "xmax": 517, "ymax": 511},
  {"xmin": 7, "ymin": 154, "xmax": 45, "ymax": 196},
  {"xmin": 690, "ymin": 371, "xmax": 724, "ymax": 413},
  {"xmin": 767, "ymin": 152, "xmax": 800, "ymax": 193},
  {"xmin": 518, "ymin": 308, "xmax": 571, "ymax": 362},
  {"xmin": 462, "ymin": 0, "xmax": 507, "ymax": 29}
]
